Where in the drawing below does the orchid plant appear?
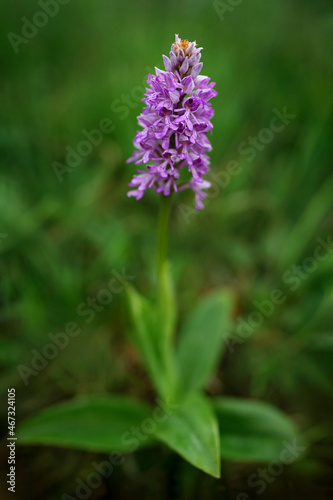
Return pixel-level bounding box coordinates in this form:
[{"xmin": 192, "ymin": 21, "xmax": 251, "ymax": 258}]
[{"xmin": 18, "ymin": 36, "xmax": 301, "ymax": 481}]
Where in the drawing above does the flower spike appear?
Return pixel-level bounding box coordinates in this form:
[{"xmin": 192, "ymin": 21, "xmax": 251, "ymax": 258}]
[{"xmin": 127, "ymin": 35, "xmax": 217, "ymax": 210}]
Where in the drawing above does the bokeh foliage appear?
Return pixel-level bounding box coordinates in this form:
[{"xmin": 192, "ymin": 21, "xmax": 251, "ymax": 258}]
[{"xmin": 0, "ymin": 0, "xmax": 333, "ymax": 498}]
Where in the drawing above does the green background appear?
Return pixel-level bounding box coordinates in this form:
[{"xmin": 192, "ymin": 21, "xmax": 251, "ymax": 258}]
[{"xmin": 1, "ymin": 0, "xmax": 333, "ymax": 498}]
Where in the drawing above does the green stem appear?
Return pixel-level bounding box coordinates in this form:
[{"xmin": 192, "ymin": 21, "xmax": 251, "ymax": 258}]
[
  {"xmin": 157, "ymin": 194, "xmax": 172, "ymax": 285},
  {"xmin": 156, "ymin": 194, "xmax": 176, "ymax": 400}
]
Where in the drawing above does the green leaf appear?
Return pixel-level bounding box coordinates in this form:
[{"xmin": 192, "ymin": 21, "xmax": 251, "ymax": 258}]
[
  {"xmin": 17, "ymin": 394, "xmax": 154, "ymax": 452},
  {"xmin": 176, "ymin": 289, "xmax": 234, "ymax": 395},
  {"xmin": 214, "ymin": 397, "xmax": 302, "ymax": 462},
  {"xmin": 125, "ymin": 280, "xmax": 177, "ymax": 401},
  {"xmin": 153, "ymin": 394, "xmax": 220, "ymax": 477},
  {"xmin": 125, "ymin": 285, "xmax": 167, "ymax": 398}
]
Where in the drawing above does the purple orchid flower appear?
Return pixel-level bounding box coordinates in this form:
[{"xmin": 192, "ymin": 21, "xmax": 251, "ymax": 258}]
[{"xmin": 127, "ymin": 35, "xmax": 217, "ymax": 210}]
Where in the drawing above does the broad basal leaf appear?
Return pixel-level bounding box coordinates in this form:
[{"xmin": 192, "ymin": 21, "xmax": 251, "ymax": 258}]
[
  {"xmin": 126, "ymin": 280, "xmax": 177, "ymax": 401},
  {"xmin": 153, "ymin": 394, "xmax": 220, "ymax": 477},
  {"xmin": 125, "ymin": 285, "xmax": 168, "ymax": 398},
  {"xmin": 214, "ymin": 397, "xmax": 303, "ymax": 462},
  {"xmin": 176, "ymin": 289, "xmax": 234, "ymax": 395},
  {"xmin": 17, "ymin": 394, "xmax": 154, "ymax": 453}
]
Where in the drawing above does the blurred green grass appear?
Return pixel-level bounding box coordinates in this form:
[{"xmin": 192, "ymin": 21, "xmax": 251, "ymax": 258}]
[{"xmin": 1, "ymin": 0, "xmax": 333, "ymax": 498}]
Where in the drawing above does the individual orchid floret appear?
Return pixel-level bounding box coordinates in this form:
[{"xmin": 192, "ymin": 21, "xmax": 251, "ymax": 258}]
[{"xmin": 127, "ymin": 34, "xmax": 217, "ymax": 210}]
